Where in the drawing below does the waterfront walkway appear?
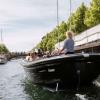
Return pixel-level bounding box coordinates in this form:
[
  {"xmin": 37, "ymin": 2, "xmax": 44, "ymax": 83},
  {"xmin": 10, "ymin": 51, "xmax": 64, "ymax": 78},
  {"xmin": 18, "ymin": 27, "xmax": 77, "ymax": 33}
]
[{"xmin": 74, "ymin": 24, "xmax": 100, "ymax": 52}]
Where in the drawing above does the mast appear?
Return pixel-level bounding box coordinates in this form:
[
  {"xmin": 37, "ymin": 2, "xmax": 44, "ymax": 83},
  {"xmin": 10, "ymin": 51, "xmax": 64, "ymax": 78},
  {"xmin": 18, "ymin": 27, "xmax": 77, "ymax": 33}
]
[
  {"xmin": 57, "ymin": 0, "xmax": 60, "ymax": 48},
  {"xmin": 0, "ymin": 28, "xmax": 3, "ymax": 43},
  {"xmin": 70, "ymin": 0, "xmax": 72, "ymax": 31},
  {"xmin": 57, "ymin": 0, "xmax": 59, "ymax": 27}
]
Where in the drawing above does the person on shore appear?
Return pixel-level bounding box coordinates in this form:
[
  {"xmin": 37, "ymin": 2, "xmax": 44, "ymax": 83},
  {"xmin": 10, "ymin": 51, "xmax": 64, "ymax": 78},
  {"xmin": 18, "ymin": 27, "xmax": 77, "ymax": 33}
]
[{"xmin": 59, "ymin": 31, "xmax": 74, "ymax": 54}]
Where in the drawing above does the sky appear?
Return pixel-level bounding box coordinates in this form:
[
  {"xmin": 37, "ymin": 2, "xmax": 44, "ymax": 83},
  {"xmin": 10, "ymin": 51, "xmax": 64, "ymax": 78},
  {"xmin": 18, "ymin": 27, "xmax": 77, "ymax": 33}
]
[{"xmin": 0, "ymin": 0, "xmax": 90, "ymax": 52}]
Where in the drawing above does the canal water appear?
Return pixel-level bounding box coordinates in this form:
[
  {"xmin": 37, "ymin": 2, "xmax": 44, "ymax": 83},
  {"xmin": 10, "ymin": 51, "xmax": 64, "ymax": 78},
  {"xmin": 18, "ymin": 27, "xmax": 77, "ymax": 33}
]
[{"xmin": 0, "ymin": 59, "xmax": 100, "ymax": 100}]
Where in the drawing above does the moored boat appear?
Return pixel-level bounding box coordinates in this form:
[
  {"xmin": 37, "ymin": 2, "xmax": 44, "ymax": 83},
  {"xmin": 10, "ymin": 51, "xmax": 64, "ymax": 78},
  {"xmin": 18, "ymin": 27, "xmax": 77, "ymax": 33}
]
[
  {"xmin": 21, "ymin": 53, "xmax": 100, "ymax": 89},
  {"xmin": 0, "ymin": 55, "xmax": 7, "ymax": 64}
]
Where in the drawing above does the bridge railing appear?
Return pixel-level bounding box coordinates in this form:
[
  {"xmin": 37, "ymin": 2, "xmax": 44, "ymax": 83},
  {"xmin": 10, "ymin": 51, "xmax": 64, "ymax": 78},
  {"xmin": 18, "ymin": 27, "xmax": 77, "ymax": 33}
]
[{"xmin": 74, "ymin": 24, "xmax": 100, "ymax": 46}]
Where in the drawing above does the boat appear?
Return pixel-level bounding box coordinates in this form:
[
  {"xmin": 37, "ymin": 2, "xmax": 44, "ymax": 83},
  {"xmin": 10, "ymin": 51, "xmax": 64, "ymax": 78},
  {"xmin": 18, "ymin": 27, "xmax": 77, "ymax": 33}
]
[
  {"xmin": 0, "ymin": 55, "xmax": 7, "ymax": 64},
  {"xmin": 21, "ymin": 53, "xmax": 100, "ymax": 89},
  {"xmin": 21, "ymin": 0, "xmax": 100, "ymax": 90}
]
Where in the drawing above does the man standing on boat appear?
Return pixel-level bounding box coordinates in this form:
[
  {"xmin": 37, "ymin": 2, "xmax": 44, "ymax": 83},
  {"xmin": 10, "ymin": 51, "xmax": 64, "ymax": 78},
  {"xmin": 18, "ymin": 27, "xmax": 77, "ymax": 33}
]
[{"xmin": 59, "ymin": 31, "xmax": 74, "ymax": 54}]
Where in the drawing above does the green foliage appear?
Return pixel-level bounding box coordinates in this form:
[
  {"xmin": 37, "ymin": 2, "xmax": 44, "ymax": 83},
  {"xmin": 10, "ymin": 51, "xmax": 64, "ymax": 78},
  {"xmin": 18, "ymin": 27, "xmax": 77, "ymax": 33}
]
[
  {"xmin": 0, "ymin": 43, "xmax": 9, "ymax": 53},
  {"xmin": 37, "ymin": 21, "xmax": 67, "ymax": 51},
  {"xmin": 84, "ymin": 0, "xmax": 100, "ymax": 27},
  {"xmin": 67, "ymin": 3, "xmax": 87, "ymax": 34}
]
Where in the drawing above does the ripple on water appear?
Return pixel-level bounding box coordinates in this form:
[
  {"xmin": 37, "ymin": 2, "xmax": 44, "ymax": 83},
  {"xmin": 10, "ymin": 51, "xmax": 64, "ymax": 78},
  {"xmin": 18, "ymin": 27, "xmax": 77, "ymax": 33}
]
[{"xmin": 0, "ymin": 59, "xmax": 30, "ymax": 100}]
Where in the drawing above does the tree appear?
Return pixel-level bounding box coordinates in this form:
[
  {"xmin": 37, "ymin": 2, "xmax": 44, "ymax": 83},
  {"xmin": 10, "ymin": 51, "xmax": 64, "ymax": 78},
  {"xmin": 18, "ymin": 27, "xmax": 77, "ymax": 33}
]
[
  {"xmin": 84, "ymin": 0, "xmax": 100, "ymax": 27},
  {"xmin": 36, "ymin": 21, "xmax": 67, "ymax": 52},
  {"xmin": 0, "ymin": 43, "xmax": 9, "ymax": 53},
  {"xmin": 58, "ymin": 21, "xmax": 67, "ymax": 41},
  {"xmin": 67, "ymin": 3, "xmax": 87, "ymax": 34}
]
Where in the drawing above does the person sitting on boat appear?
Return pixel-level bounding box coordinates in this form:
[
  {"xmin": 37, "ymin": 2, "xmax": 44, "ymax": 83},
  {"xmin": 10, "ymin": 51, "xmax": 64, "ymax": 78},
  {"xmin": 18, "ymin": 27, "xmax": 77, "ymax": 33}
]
[
  {"xmin": 51, "ymin": 49, "xmax": 59, "ymax": 56},
  {"xmin": 25, "ymin": 53, "xmax": 30, "ymax": 61},
  {"xmin": 32, "ymin": 52, "xmax": 40, "ymax": 60},
  {"xmin": 26, "ymin": 52, "xmax": 40, "ymax": 61},
  {"xmin": 26, "ymin": 52, "xmax": 34, "ymax": 61},
  {"xmin": 29, "ymin": 53, "xmax": 34, "ymax": 61},
  {"xmin": 43, "ymin": 51, "xmax": 51, "ymax": 58},
  {"xmin": 59, "ymin": 31, "xmax": 74, "ymax": 54},
  {"xmin": 37, "ymin": 49, "xmax": 43, "ymax": 57}
]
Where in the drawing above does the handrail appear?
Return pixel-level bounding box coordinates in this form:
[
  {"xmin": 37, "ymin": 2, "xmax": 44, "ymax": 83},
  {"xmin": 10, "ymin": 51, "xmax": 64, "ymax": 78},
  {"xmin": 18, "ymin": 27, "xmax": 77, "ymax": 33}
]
[
  {"xmin": 74, "ymin": 24, "xmax": 100, "ymax": 46},
  {"xmin": 75, "ymin": 32, "xmax": 100, "ymax": 42}
]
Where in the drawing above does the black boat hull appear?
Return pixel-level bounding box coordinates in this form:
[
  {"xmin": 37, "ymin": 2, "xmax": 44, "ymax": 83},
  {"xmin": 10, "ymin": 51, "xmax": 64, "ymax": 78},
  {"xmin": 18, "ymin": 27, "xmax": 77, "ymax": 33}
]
[{"xmin": 22, "ymin": 53, "xmax": 100, "ymax": 89}]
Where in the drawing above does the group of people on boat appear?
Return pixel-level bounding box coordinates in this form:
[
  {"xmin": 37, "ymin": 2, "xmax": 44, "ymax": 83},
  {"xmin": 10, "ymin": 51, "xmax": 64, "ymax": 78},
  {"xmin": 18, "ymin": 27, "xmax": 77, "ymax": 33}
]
[
  {"xmin": 26, "ymin": 31, "xmax": 74, "ymax": 61},
  {"xmin": 25, "ymin": 49, "xmax": 43, "ymax": 61}
]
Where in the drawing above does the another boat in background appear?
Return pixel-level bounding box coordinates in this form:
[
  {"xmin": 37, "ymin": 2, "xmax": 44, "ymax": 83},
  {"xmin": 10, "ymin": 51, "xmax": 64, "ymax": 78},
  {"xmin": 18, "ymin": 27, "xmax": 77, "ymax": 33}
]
[{"xmin": 0, "ymin": 54, "xmax": 7, "ymax": 64}]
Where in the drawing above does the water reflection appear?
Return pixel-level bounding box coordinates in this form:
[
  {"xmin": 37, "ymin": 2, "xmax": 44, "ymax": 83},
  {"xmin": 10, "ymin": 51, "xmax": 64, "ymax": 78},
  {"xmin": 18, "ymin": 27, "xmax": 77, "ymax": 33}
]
[
  {"xmin": 22, "ymin": 78, "xmax": 100, "ymax": 100},
  {"xmin": 22, "ymin": 79, "xmax": 76, "ymax": 100}
]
